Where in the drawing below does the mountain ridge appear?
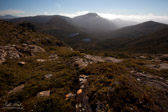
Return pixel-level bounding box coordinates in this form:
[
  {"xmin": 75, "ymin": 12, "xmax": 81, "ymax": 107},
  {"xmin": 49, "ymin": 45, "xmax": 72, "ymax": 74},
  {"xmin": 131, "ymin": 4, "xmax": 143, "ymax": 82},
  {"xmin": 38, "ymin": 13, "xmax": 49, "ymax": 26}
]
[
  {"xmin": 8, "ymin": 13, "xmax": 168, "ymax": 53},
  {"xmin": 104, "ymin": 20, "xmax": 168, "ymax": 39}
]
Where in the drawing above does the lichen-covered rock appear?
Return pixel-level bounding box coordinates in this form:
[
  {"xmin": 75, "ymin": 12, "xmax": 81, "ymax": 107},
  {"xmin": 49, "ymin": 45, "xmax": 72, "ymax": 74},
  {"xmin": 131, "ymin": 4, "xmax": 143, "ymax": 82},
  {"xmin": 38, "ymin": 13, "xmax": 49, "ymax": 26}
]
[
  {"xmin": 0, "ymin": 44, "xmax": 45, "ymax": 64},
  {"xmin": 0, "ymin": 44, "xmax": 21, "ymax": 61}
]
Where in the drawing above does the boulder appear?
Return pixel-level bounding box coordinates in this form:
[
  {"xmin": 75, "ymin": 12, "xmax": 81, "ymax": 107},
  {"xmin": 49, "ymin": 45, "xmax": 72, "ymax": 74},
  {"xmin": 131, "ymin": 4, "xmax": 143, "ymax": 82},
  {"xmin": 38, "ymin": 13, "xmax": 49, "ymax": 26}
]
[
  {"xmin": 19, "ymin": 44, "xmax": 45, "ymax": 56},
  {"xmin": 139, "ymin": 56, "xmax": 147, "ymax": 59},
  {"xmin": 145, "ymin": 63, "xmax": 168, "ymax": 70},
  {"xmin": 44, "ymin": 74, "xmax": 53, "ymax": 79},
  {"xmin": 18, "ymin": 61, "xmax": 26, "ymax": 65},
  {"xmin": 159, "ymin": 63, "xmax": 168, "ymax": 70},
  {"xmin": 37, "ymin": 90, "xmax": 50, "ymax": 97},
  {"xmin": 84, "ymin": 54, "xmax": 104, "ymax": 63},
  {"xmin": 27, "ymin": 45, "xmax": 45, "ymax": 54},
  {"xmin": 104, "ymin": 57, "xmax": 123, "ymax": 63},
  {"xmin": 8, "ymin": 84, "xmax": 24, "ymax": 95},
  {"xmin": 37, "ymin": 59, "xmax": 46, "ymax": 62},
  {"xmin": 74, "ymin": 58, "xmax": 88, "ymax": 68},
  {"xmin": 49, "ymin": 54, "xmax": 58, "ymax": 61},
  {"xmin": 0, "ymin": 45, "xmax": 21, "ymax": 60}
]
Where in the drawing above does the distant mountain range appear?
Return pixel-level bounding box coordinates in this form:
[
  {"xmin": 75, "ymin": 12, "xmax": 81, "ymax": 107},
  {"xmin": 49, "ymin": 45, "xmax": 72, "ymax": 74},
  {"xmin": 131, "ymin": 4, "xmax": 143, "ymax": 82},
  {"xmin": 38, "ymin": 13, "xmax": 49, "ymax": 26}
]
[
  {"xmin": 0, "ymin": 15, "xmax": 17, "ymax": 19},
  {"xmin": 6, "ymin": 13, "xmax": 168, "ymax": 53},
  {"xmin": 9, "ymin": 13, "xmax": 139, "ymax": 34}
]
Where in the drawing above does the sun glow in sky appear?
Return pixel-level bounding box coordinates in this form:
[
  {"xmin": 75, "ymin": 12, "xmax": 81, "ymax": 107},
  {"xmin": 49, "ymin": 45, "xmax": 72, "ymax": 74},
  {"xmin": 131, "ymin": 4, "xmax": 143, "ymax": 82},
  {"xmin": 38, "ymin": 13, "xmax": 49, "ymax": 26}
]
[{"xmin": 0, "ymin": 0, "xmax": 168, "ymax": 23}]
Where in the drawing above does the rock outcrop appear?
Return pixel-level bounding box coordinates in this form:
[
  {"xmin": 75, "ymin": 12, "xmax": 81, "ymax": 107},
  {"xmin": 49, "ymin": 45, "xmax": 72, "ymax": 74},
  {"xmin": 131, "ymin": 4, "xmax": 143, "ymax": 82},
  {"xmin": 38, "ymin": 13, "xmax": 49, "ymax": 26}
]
[
  {"xmin": 72, "ymin": 54, "xmax": 123, "ymax": 69},
  {"xmin": 0, "ymin": 44, "xmax": 45, "ymax": 64}
]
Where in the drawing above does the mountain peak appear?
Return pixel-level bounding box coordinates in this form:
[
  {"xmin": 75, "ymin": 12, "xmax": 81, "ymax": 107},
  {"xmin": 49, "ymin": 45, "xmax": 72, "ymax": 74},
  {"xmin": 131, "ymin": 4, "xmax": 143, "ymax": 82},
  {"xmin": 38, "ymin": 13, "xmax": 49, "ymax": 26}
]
[
  {"xmin": 143, "ymin": 20, "xmax": 162, "ymax": 24},
  {"xmin": 85, "ymin": 13, "xmax": 98, "ymax": 16},
  {"xmin": 73, "ymin": 13, "xmax": 100, "ymax": 19},
  {"xmin": 80, "ymin": 13, "xmax": 100, "ymax": 18},
  {"xmin": 0, "ymin": 15, "xmax": 17, "ymax": 19},
  {"xmin": 140, "ymin": 20, "xmax": 168, "ymax": 27}
]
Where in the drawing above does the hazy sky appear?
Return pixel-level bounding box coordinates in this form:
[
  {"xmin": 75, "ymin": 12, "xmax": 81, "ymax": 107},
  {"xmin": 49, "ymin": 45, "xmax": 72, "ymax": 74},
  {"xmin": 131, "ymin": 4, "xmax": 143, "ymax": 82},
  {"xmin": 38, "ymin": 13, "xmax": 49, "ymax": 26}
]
[{"xmin": 0, "ymin": 0, "xmax": 168, "ymax": 23}]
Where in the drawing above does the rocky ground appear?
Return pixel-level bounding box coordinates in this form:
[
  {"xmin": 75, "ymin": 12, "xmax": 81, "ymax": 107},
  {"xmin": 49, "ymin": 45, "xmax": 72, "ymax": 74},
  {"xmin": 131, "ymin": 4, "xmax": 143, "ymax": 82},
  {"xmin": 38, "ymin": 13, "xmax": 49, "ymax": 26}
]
[
  {"xmin": 0, "ymin": 20, "xmax": 168, "ymax": 112},
  {"xmin": 72, "ymin": 54, "xmax": 168, "ymax": 112}
]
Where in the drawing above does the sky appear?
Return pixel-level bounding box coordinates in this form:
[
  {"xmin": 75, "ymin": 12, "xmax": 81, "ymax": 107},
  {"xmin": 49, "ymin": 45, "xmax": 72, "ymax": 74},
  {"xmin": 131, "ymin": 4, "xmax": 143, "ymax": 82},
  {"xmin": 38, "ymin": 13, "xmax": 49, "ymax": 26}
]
[{"xmin": 0, "ymin": 0, "xmax": 168, "ymax": 23}]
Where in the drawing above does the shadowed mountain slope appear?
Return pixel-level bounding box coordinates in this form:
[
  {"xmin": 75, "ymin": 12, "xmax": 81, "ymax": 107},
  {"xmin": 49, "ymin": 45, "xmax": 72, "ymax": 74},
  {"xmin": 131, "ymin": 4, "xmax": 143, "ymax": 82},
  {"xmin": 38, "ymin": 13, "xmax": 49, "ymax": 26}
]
[
  {"xmin": 98, "ymin": 28, "xmax": 168, "ymax": 53},
  {"xmin": 104, "ymin": 21, "xmax": 168, "ymax": 39}
]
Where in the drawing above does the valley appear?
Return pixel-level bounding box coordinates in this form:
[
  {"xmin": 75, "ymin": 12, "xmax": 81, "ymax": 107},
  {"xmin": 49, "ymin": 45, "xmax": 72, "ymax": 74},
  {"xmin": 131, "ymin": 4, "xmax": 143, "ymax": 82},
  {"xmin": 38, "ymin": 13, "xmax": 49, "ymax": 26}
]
[{"xmin": 7, "ymin": 13, "xmax": 168, "ymax": 53}]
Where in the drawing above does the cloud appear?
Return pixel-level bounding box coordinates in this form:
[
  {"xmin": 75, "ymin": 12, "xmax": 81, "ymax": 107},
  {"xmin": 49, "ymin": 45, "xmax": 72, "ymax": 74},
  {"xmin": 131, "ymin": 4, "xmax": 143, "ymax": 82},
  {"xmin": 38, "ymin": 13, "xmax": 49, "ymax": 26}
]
[
  {"xmin": 59, "ymin": 11, "xmax": 89, "ymax": 18},
  {"xmin": 59, "ymin": 11, "xmax": 168, "ymax": 24},
  {"xmin": 98, "ymin": 13, "xmax": 168, "ymax": 23},
  {"xmin": 0, "ymin": 9, "xmax": 24, "ymax": 16}
]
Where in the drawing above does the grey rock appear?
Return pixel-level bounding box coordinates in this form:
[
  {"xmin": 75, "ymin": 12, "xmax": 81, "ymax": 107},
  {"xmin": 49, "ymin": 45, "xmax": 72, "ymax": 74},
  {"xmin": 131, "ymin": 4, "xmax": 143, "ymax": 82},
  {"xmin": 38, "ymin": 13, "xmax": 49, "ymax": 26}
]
[
  {"xmin": 44, "ymin": 74, "xmax": 53, "ymax": 79},
  {"xmin": 49, "ymin": 54, "xmax": 58, "ymax": 61},
  {"xmin": 158, "ymin": 63, "xmax": 168, "ymax": 70}
]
